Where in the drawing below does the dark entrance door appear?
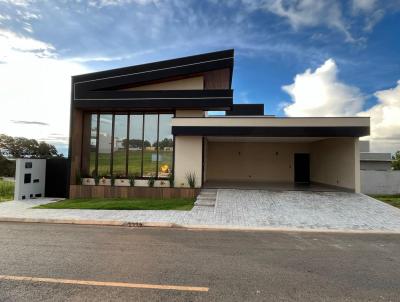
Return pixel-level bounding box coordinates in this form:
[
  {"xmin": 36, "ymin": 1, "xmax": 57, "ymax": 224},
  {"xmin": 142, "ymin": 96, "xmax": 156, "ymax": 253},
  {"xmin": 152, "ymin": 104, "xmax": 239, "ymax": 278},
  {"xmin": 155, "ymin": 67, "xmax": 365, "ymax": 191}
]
[
  {"xmin": 45, "ymin": 158, "xmax": 70, "ymax": 198},
  {"xmin": 294, "ymin": 153, "xmax": 310, "ymax": 183}
]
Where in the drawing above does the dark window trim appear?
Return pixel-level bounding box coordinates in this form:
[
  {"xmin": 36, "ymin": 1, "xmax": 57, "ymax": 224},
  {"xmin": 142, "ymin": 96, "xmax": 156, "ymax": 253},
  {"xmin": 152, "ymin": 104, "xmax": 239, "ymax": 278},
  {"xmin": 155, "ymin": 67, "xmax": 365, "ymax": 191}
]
[
  {"xmin": 110, "ymin": 114, "xmax": 115, "ymax": 175},
  {"xmin": 141, "ymin": 114, "xmax": 145, "ymax": 177},
  {"xmin": 83, "ymin": 111, "xmax": 174, "ymax": 180},
  {"xmin": 156, "ymin": 114, "xmax": 160, "ymax": 178},
  {"xmin": 126, "ymin": 114, "xmax": 130, "ymax": 177},
  {"xmin": 95, "ymin": 113, "xmax": 100, "ymax": 176}
]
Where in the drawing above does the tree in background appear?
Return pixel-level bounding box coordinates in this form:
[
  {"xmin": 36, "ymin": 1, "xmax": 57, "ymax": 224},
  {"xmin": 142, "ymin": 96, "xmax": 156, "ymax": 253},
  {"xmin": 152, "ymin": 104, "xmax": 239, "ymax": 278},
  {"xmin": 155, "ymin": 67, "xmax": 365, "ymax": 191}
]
[
  {"xmin": 392, "ymin": 151, "xmax": 400, "ymax": 170},
  {"xmin": 0, "ymin": 154, "xmax": 15, "ymax": 177},
  {"xmin": 0, "ymin": 134, "xmax": 62, "ymax": 159}
]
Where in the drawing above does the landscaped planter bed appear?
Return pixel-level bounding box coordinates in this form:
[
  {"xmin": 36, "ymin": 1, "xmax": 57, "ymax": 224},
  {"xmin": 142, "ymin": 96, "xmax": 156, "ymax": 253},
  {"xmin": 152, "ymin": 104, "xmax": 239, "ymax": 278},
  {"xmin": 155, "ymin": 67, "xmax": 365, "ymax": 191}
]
[{"xmin": 70, "ymin": 185, "xmax": 200, "ymax": 199}]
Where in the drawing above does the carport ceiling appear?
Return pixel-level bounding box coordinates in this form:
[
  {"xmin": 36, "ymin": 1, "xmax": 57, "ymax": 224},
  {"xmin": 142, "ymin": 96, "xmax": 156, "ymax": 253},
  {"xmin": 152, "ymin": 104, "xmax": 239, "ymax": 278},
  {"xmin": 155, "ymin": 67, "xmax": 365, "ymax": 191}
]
[{"xmin": 206, "ymin": 137, "xmax": 327, "ymax": 143}]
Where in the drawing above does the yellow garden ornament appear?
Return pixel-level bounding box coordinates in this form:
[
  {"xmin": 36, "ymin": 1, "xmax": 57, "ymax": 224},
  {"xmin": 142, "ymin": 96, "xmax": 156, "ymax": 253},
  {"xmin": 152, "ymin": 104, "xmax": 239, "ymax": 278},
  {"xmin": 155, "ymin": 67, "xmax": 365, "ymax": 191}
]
[{"xmin": 160, "ymin": 164, "xmax": 169, "ymax": 173}]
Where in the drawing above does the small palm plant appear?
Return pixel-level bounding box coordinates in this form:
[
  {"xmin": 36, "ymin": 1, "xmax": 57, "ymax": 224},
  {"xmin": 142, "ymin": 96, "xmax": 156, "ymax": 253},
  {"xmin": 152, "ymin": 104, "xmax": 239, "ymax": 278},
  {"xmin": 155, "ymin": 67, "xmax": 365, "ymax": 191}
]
[
  {"xmin": 185, "ymin": 171, "xmax": 196, "ymax": 188},
  {"xmin": 110, "ymin": 174, "xmax": 116, "ymax": 186},
  {"xmin": 148, "ymin": 177, "xmax": 155, "ymax": 187},
  {"xmin": 128, "ymin": 174, "xmax": 135, "ymax": 187},
  {"xmin": 168, "ymin": 172, "xmax": 174, "ymax": 188},
  {"xmin": 94, "ymin": 174, "xmax": 100, "ymax": 186},
  {"xmin": 75, "ymin": 171, "xmax": 82, "ymax": 185}
]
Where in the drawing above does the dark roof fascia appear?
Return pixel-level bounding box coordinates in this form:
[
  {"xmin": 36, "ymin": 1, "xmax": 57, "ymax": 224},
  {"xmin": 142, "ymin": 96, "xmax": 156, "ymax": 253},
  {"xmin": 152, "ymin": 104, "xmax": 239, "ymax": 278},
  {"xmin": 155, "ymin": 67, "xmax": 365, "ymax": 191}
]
[
  {"xmin": 172, "ymin": 126, "xmax": 370, "ymax": 137},
  {"xmin": 74, "ymin": 89, "xmax": 232, "ymax": 100},
  {"xmin": 226, "ymin": 104, "xmax": 265, "ymax": 116},
  {"xmin": 72, "ymin": 49, "xmax": 234, "ymax": 89},
  {"xmin": 73, "ymin": 89, "xmax": 233, "ymax": 111},
  {"xmin": 74, "ymin": 99, "xmax": 232, "ymax": 111}
]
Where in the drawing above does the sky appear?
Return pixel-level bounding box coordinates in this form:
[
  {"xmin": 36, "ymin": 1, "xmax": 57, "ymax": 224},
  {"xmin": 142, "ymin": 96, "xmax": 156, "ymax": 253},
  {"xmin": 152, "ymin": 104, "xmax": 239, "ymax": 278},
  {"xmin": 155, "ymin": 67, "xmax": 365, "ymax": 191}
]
[{"xmin": 0, "ymin": 0, "xmax": 400, "ymax": 155}]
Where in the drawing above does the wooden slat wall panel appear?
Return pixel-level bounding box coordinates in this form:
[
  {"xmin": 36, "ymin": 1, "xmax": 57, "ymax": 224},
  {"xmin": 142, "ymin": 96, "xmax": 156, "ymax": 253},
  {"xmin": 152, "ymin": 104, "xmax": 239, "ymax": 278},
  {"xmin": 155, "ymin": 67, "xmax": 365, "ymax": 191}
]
[
  {"xmin": 69, "ymin": 185, "xmax": 199, "ymax": 199},
  {"xmin": 70, "ymin": 108, "xmax": 84, "ymax": 185},
  {"xmin": 203, "ymin": 68, "xmax": 230, "ymax": 89}
]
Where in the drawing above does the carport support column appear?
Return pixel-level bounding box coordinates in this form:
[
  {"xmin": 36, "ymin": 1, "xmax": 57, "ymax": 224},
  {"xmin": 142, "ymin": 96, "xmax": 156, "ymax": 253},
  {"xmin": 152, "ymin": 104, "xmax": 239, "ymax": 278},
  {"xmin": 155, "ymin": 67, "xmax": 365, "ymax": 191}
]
[
  {"xmin": 354, "ymin": 138, "xmax": 360, "ymax": 193},
  {"xmin": 174, "ymin": 136, "xmax": 203, "ymax": 188}
]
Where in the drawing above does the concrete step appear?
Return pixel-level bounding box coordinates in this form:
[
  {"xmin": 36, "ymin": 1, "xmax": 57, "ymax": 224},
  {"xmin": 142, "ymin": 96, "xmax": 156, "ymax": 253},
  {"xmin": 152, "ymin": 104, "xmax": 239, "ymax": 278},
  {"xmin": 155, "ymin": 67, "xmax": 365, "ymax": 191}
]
[
  {"xmin": 194, "ymin": 200, "xmax": 215, "ymax": 207},
  {"xmin": 194, "ymin": 189, "xmax": 217, "ymax": 207},
  {"xmin": 198, "ymin": 192, "xmax": 217, "ymax": 197}
]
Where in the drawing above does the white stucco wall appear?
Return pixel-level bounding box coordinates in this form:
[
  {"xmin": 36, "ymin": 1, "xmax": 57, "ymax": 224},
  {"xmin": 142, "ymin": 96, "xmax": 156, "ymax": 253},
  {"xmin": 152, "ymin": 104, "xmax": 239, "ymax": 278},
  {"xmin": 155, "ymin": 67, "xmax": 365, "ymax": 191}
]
[
  {"xmin": 14, "ymin": 159, "xmax": 46, "ymax": 200},
  {"xmin": 361, "ymin": 170, "xmax": 400, "ymax": 195},
  {"xmin": 310, "ymin": 138, "xmax": 360, "ymax": 192},
  {"xmin": 174, "ymin": 136, "xmax": 203, "ymax": 188}
]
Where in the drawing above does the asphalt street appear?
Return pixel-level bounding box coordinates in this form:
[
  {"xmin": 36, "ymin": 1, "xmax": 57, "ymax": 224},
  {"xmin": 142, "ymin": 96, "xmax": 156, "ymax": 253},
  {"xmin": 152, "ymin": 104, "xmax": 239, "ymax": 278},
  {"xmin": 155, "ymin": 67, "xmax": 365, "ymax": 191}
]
[{"xmin": 0, "ymin": 222, "xmax": 399, "ymax": 301}]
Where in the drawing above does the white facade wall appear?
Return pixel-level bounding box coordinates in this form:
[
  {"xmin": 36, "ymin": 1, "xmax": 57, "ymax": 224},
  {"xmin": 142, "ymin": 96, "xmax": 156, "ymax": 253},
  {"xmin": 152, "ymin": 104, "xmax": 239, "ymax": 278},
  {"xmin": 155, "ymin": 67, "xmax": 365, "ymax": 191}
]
[
  {"xmin": 361, "ymin": 170, "xmax": 400, "ymax": 195},
  {"xmin": 14, "ymin": 159, "xmax": 46, "ymax": 200}
]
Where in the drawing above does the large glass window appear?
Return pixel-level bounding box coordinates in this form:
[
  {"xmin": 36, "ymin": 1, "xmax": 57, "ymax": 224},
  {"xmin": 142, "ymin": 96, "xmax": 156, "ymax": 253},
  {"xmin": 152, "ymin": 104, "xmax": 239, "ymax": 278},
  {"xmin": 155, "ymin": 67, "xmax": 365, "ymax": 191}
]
[
  {"xmin": 113, "ymin": 115, "xmax": 128, "ymax": 176},
  {"xmin": 98, "ymin": 114, "xmax": 112, "ymax": 176},
  {"xmin": 128, "ymin": 114, "xmax": 143, "ymax": 176},
  {"xmin": 83, "ymin": 113, "xmax": 173, "ymax": 178},
  {"xmin": 143, "ymin": 114, "xmax": 158, "ymax": 177},
  {"xmin": 158, "ymin": 114, "xmax": 173, "ymax": 177}
]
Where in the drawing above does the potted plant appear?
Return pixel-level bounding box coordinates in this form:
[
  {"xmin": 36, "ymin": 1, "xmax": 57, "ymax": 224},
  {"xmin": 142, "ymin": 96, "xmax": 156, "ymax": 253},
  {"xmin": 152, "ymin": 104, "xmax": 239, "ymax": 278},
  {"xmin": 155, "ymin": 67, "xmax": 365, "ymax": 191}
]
[
  {"xmin": 110, "ymin": 174, "xmax": 116, "ymax": 186},
  {"xmin": 185, "ymin": 171, "xmax": 196, "ymax": 188},
  {"xmin": 168, "ymin": 172, "xmax": 174, "ymax": 188}
]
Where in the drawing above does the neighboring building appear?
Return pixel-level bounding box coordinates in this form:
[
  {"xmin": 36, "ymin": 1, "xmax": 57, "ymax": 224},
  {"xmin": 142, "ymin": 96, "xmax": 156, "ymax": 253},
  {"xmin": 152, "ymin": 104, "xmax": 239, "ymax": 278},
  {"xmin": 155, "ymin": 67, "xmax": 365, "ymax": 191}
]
[
  {"xmin": 359, "ymin": 141, "xmax": 392, "ymax": 171},
  {"xmin": 359, "ymin": 141, "xmax": 400, "ymax": 195},
  {"xmin": 68, "ymin": 49, "xmax": 370, "ymax": 197}
]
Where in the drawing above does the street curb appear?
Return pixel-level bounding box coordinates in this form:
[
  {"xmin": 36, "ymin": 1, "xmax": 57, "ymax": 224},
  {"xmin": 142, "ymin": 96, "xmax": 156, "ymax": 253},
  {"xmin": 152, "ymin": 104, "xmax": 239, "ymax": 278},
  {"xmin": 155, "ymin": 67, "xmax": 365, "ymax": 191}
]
[{"xmin": 1, "ymin": 217, "xmax": 400, "ymax": 234}]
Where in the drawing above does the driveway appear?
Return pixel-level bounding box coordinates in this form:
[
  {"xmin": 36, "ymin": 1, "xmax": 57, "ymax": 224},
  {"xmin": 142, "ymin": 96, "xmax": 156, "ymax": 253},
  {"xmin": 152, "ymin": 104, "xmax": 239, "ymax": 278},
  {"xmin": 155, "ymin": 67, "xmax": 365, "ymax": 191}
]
[{"xmin": 0, "ymin": 190, "xmax": 400, "ymax": 232}]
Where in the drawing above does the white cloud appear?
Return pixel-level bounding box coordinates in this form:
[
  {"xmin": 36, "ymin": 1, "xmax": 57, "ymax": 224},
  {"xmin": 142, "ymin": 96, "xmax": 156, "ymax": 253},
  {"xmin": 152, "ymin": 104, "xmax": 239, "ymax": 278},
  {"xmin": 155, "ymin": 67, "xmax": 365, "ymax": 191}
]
[
  {"xmin": 282, "ymin": 59, "xmax": 400, "ymax": 153},
  {"xmin": 352, "ymin": 0, "xmax": 377, "ymax": 12},
  {"xmin": 0, "ymin": 29, "xmax": 89, "ymax": 152},
  {"xmin": 358, "ymin": 81, "xmax": 400, "ymax": 153},
  {"xmin": 242, "ymin": 0, "xmax": 355, "ymax": 42},
  {"xmin": 282, "ymin": 59, "xmax": 364, "ymax": 117}
]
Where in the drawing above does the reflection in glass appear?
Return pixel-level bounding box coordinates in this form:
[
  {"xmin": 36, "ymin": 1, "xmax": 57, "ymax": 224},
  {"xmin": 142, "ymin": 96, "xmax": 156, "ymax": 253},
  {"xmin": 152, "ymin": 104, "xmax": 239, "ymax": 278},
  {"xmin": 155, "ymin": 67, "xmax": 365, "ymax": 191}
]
[
  {"xmin": 89, "ymin": 114, "xmax": 98, "ymax": 176},
  {"xmin": 128, "ymin": 114, "xmax": 143, "ymax": 176},
  {"xmin": 158, "ymin": 114, "xmax": 173, "ymax": 177},
  {"xmin": 113, "ymin": 115, "xmax": 128, "ymax": 176},
  {"xmin": 98, "ymin": 114, "xmax": 112, "ymax": 176},
  {"xmin": 143, "ymin": 114, "xmax": 158, "ymax": 177}
]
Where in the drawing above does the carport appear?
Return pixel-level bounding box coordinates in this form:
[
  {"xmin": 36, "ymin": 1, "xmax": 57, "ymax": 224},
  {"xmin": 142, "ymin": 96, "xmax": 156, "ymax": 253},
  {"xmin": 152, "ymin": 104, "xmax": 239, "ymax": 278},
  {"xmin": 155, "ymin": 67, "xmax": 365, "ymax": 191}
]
[
  {"xmin": 203, "ymin": 136, "xmax": 358, "ymax": 192},
  {"xmin": 172, "ymin": 116, "xmax": 369, "ymax": 193}
]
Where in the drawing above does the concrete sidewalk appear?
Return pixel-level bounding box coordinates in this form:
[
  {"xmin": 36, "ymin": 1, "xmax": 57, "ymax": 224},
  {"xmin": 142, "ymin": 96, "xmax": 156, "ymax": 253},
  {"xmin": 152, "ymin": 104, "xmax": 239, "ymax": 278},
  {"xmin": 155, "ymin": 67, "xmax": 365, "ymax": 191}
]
[{"xmin": 0, "ymin": 190, "xmax": 400, "ymax": 233}]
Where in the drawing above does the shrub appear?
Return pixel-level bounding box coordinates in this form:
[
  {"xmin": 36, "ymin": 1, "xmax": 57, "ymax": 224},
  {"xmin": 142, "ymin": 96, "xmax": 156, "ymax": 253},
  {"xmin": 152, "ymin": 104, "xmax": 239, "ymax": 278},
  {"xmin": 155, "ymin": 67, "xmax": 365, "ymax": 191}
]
[
  {"xmin": 128, "ymin": 174, "xmax": 135, "ymax": 187},
  {"xmin": 168, "ymin": 172, "xmax": 174, "ymax": 188},
  {"xmin": 75, "ymin": 171, "xmax": 82, "ymax": 185},
  {"xmin": 94, "ymin": 174, "xmax": 100, "ymax": 186},
  {"xmin": 148, "ymin": 177, "xmax": 155, "ymax": 187},
  {"xmin": 185, "ymin": 171, "xmax": 196, "ymax": 188}
]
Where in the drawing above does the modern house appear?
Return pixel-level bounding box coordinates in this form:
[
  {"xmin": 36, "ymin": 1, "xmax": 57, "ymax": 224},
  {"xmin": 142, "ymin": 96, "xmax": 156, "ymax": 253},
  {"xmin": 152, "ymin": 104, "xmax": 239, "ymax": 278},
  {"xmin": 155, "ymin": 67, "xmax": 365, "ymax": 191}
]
[{"xmin": 68, "ymin": 49, "xmax": 370, "ymax": 198}]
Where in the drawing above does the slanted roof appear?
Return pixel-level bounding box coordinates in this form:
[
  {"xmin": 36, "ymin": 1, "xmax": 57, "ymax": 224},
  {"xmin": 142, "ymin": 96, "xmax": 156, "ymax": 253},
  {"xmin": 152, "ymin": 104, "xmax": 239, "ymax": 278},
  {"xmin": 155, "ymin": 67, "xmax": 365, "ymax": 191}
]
[{"xmin": 72, "ymin": 49, "xmax": 234, "ymax": 111}]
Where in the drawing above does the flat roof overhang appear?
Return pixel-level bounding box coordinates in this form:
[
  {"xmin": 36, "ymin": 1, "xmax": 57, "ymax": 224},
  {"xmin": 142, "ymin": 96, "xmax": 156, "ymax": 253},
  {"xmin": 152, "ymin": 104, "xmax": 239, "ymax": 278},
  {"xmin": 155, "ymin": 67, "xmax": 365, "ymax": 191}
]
[
  {"xmin": 172, "ymin": 117, "xmax": 370, "ymax": 137},
  {"xmin": 73, "ymin": 89, "xmax": 233, "ymax": 111}
]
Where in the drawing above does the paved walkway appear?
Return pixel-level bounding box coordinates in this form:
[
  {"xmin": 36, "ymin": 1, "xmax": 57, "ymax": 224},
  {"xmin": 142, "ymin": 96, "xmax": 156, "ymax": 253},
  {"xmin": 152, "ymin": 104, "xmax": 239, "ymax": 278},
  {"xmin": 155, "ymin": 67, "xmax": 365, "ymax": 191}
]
[{"xmin": 0, "ymin": 190, "xmax": 400, "ymax": 232}]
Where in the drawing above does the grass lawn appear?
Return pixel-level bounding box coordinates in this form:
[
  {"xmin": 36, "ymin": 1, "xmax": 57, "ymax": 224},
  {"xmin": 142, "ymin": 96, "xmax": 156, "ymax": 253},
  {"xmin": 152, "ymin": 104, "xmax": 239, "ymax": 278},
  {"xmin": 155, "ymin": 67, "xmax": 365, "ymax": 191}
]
[
  {"xmin": 0, "ymin": 178, "xmax": 14, "ymax": 202},
  {"xmin": 371, "ymin": 195, "xmax": 400, "ymax": 209},
  {"xmin": 35, "ymin": 197, "xmax": 195, "ymax": 211}
]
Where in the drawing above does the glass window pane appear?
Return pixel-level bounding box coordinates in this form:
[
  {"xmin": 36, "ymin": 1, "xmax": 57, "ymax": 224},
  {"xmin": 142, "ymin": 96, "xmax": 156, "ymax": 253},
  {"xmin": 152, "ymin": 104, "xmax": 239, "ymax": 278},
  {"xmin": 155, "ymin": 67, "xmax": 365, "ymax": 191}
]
[
  {"xmin": 128, "ymin": 114, "xmax": 143, "ymax": 176},
  {"xmin": 143, "ymin": 114, "xmax": 158, "ymax": 177},
  {"xmin": 98, "ymin": 114, "xmax": 112, "ymax": 176},
  {"xmin": 158, "ymin": 114, "xmax": 173, "ymax": 178},
  {"xmin": 113, "ymin": 115, "xmax": 128, "ymax": 176},
  {"xmin": 89, "ymin": 114, "xmax": 98, "ymax": 176}
]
